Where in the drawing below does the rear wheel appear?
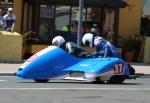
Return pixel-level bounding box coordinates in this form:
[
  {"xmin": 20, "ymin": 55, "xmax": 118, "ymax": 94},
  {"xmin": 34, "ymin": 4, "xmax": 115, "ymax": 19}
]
[
  {"xmin": 107, "ymin": 75, "xmax": 125, "ymax": 84},
  {"xmin": 34, "ymin": 79, "xmax": 50, "ymax": 83},
  {"xmin": 128, "ymin": 64, "xmax": 135, "ymax": 75}
]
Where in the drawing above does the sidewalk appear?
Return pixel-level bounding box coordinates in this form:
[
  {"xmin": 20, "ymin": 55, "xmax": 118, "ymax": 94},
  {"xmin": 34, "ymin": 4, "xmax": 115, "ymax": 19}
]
[
  {"xmin": 131, "ymin": 63, "xmax": 150, "ymax": 75},
  {"xmin": 0, "ymin": 63, "xmax": 150, "ymax": 76},
  {"xmin": 0, "ymin": 63, "xmax": 22, "ymax": 76}
]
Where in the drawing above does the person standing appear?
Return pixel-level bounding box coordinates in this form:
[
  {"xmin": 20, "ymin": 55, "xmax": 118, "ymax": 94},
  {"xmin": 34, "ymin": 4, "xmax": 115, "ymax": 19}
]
[
  {"xmin": 3, "ymin": 7, "xmax": 16, "ymax": 32},
  {"xmin": 90, "ymin": 24, "xmax": 100, "ymax": 36},
  {"xmin": 0, "ymin": 8, "xmax": 7, "ymax": 30},
  {"xmin": 62, "ymin": 25, "xmax": 69, "ymax": 32}
]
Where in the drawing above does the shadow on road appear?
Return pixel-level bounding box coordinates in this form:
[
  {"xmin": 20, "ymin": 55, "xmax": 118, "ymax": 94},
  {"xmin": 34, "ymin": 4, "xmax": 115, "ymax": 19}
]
[{"xmin": 19, "ymin": 81, "xmax": 142, "ymax": 85}]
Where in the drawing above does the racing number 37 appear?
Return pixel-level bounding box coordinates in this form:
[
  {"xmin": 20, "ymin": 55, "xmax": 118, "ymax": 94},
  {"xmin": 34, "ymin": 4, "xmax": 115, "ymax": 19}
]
[{"xmin": 113, "ymin": 64, "xmax": 124, "ymax": 74}]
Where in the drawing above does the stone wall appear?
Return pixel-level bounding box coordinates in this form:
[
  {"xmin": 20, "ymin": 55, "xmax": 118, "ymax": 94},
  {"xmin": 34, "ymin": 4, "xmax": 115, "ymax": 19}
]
[
  {"xmin": 0, "ymin": 31, "xmax": 22, "ymax": 62},
  {"xmin": 143, "ymin": 37, "xmax": 150, "ymax": 64}
]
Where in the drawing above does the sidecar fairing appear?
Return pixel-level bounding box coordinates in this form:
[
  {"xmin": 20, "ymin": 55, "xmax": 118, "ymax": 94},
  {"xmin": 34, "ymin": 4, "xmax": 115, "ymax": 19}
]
[{"xmin": 17, "ymin": 46, "xmax": 135, "ymax": 84}]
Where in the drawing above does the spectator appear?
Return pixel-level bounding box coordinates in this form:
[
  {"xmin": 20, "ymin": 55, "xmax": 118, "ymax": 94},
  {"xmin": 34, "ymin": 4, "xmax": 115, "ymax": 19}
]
[
  {"xmin": 90, "ymin": 24, "xmax": 100, "ymax": 36},
  {"xmin": 107, "ymin": 31, "xmax": 114, "ymax": 43},
  {"xmin": 70, "ymin": 24, "xmax": 77, "ymax": 32},
  {"xmin": 0, "ymin": 8, "xmax": 7, "ymax": 30},
  {"xmin": 62, "ymin": 25, "xmax": 69, "ymax": 32},
  {"xmin": 3, "ymin": 7, "xmax": 16, "ymax": 32}
]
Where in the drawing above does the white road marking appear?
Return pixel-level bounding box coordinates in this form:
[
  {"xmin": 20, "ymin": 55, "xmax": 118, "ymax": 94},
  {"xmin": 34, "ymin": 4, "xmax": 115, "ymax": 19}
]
[
  {"xmin": 0, "ymin": 88, "xmax": 149, "ymax": 91},
  {"xmin": 0, "ymin": 80, "xmax": 6, "ymax": 82}
]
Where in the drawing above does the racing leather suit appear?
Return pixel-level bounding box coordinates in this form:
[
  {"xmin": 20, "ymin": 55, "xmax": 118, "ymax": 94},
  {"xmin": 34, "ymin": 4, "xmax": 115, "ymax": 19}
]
[
  {"xmin": 65, "ymin": 42, "xmax": 91, "ymax": 58},
  {"xmin": 93, "ymin": 36, "xmax": 122, "ymax": 58},
  {"xmin": 93, "ymin": 37, "xmax": 135, "ymax": 74}
]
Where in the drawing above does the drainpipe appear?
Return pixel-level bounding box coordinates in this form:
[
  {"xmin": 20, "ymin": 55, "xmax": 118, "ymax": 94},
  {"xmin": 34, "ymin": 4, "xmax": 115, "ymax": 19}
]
[
  {"xmin": 77, "ymin": 0, "xmax": 84, "ymax": 46},
  {"xmin": 114, "ymin": 8, "xmax": 119, "ymax": 46},
  {"xmin": 0, "ymin": 0, "xmax": 1, "ymax": 8},
  {"xmin": 21, "ymin": 0, "xmax": 25, "ymax": 33}
]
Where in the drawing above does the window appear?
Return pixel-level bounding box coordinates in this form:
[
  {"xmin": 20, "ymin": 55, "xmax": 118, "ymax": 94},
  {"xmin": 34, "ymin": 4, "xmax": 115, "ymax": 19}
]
[
  {"xmin": 38, "ymin": 4, "xmax": 55, "ymax": 40},
  {"xmin": 55, "ymin": 6, "xmax": 70, "ymax": 31},
  {"xmin": 0, "ymin": 0, "xmax": 13, "ymax": 15},
  {"xmin": 103, "ymin": 9, "xmax": 115, "ymax": 33},
  {"xmin": 71, "ymin": 7, "xmax": 101, "ymax": 33},
  {"xmin": 102, "ymin": 9, "xmax": 116, "ymax": 42}
]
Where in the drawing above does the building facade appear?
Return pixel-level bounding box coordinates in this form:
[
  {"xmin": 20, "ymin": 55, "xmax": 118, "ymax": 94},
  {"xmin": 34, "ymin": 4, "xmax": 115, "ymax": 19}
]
[{"xmin": 1, "ymin": 0, "xmax": 142, "ymax": 45}]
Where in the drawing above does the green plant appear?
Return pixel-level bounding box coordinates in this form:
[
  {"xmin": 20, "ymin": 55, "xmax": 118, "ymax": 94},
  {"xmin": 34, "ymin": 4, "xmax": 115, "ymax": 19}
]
[
  {"xmin": 122, "ymin": 36, "xmax": 141, "ymax": 52},
  {"xmin": 21, "ymin": 31, "xmax": 40, "ymax": 45},
  {"xmin": 122, "ymin": 36, "xmax": 143, "ymax": 62}
]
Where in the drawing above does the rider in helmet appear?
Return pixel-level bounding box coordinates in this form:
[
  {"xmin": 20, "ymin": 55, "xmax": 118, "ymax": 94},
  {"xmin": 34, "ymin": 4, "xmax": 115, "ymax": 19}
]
[
  {"xmin": 52, "ymin": 36, "xmax": 91, "ymax": 58},
  {"xmin": 82, "ymin": 33, "xmax": 122, "ymax": 58},
  {"xmin": 82, "ymin": 33, "xmax": 135, "ymax": 75},
  {"xmin": 52, "ymin": 36, "xmax": 66, "ymax": 49}
]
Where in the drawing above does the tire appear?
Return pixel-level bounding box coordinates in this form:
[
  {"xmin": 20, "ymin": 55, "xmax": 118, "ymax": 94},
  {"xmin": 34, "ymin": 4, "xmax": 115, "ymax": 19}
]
[
  {"xmin": 128, "ymin": 64, "xmax": 135, "ymax": 75},
  {"xmin": 92, "ymin": 77, "xmax": 104, "ymax": 84},
  {"xmin": 107, "ymin": 75, "xmax": 125, "ymax": 84},
  {"xmin": 34, "ymin": 79, "xmax": 50, "ymax": 83}
]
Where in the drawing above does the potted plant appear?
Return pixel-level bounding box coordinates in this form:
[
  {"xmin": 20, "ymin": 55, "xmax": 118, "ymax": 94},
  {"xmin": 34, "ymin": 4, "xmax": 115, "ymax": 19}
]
[
  {"xmin": 121, "ymin": 36, "xmax": 141, "ymax": 62},
  {"xmin": 21, "ymin": 31, "xmax": 39, "ymax": 58}
]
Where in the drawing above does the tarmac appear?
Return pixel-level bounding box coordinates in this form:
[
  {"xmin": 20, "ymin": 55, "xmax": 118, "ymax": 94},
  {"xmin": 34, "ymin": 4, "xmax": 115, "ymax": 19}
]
[{"xmin": 0, "ymin": 62, "xmax": 150, "ymax": 76}]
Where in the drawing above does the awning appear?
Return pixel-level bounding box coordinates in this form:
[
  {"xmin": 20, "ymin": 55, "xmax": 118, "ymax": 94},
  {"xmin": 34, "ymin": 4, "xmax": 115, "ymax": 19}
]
[{"xmin": 25, "ymin": 0, "xmax": 128, "ymax": 8}]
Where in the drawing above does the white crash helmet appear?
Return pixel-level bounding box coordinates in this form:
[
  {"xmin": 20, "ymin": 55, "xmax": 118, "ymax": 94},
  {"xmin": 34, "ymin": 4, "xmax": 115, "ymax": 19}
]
[
  {"xmin": 94, "ymin": 36, "xmax": 107, "ymax": 47},
  {"xmin": 82, "ymin": 33, "xmax": 94, "ymax": 47},
  {"xmin": 94, "ymin": 36, "xmax": 103, "ymax": 46},
  {"xmin": 52, "ymin": 36, "xmax": 65, "ymax": 47}
]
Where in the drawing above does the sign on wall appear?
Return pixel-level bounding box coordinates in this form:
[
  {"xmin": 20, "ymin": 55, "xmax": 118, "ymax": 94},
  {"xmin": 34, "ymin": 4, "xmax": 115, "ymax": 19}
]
[{"xmin": 0, "ymin": 0, "xmax": 13, "ymax": 15}]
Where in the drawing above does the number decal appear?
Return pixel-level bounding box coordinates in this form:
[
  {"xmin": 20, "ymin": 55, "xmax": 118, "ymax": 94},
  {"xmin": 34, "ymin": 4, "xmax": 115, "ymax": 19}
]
[{"xmin": 113, "ymin": 64, "xmax": 124, "ymax": 74}]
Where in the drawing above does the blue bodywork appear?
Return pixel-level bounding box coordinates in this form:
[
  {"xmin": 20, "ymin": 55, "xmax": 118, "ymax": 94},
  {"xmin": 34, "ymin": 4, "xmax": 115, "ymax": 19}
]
[{"xmin": 17, "ymin": 46, "xmax": 131, "ymax": 82}]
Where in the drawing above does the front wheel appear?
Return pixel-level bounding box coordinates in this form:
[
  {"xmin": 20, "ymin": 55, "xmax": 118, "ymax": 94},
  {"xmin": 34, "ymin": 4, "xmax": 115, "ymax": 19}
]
[
  {"xmin": 34, "ymin": 79, "xmax": 50, "ymax": 83},
  {"xmin": 107, "ymin": 75, "xmax": 125, "ymax": 84}
]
